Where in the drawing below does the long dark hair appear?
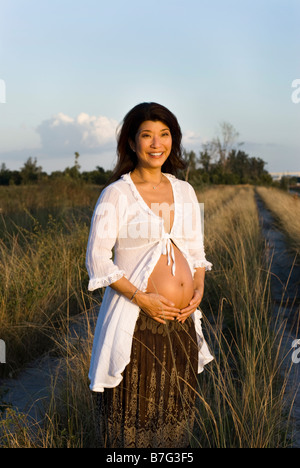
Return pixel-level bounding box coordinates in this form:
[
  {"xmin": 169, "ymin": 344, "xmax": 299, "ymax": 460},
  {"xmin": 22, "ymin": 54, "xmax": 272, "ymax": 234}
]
[{"xmin": 107, "ymin": 102, "xmax": 186, "ymax": 185}]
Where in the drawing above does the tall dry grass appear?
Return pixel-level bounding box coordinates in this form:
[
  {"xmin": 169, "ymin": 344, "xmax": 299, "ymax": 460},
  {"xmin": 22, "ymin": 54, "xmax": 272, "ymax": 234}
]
[
  {"xmin": 0, "ymin": 184, "xmax": 297, "ymax": 447},
  {"xmin": 256, "ymin": 187, "xmax": 300, "ymax": 254},
  {"xmin": 0, "ymin": 181, "xmax": 101, "ymax": 376},
  {"xmin": 194, "ymin": 187, "xmax": 296, "ymax": 447},
  {"xmin": 0, "ymin": 180, "xmax": 100, "ymax": 215},
  {"xmin": 196, "ymin": 185, "xmax": 243, "ymax": 218},
  {"xmin": 0, "ymin": 216, "xmax": 90, "ymax": 375}
]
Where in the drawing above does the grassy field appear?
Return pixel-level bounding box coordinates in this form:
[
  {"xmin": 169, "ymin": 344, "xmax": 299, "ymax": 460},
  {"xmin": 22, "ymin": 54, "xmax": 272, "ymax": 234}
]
[
  {"xmin": 256, "ymin": 186, "xmax": 300, "ymax": 255},
  {"xmin": 0, "ymin": 181, "xmax": 298, "ymax": 447},
  {"xmin": 0, "ymin": 181, "xmax": 100, "ymax": 376}
]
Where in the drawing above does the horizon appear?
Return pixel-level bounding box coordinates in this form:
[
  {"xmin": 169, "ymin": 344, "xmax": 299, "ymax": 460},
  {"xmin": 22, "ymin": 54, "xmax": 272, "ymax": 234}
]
[{"xmin": 2, "ymin": 153, "xmax": 300, "ymax": 183}]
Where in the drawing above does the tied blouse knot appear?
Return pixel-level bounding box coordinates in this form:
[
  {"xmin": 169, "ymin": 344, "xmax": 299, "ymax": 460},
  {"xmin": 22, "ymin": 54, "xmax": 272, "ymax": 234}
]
[
  {"xmin": 162, "ymin": 233, "xmax": 176, "ymax": 276},
  {"xmin": 86, "ymin": 172, "xmax": 214, "ymax": 392}
]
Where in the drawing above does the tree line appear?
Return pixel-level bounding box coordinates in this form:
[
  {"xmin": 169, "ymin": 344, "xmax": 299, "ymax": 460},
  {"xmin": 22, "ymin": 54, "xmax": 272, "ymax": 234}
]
[
  {"xmin": 179, "ymin": 122, "xmax": 273, "ymax": 187},
  {"xmin": 0, "ymin": 122, "xmax": 286, "ymax": 188},
  {"xmin": 0, "ymin": 153, "xmax": 112, "ymax": 186}
]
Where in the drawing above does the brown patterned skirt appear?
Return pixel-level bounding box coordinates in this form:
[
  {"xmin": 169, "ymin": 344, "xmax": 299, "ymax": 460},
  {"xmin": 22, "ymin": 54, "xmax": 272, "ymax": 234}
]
[{"xmin": 96, "ymin": 310, "xmax": 199, "ymax": 448}]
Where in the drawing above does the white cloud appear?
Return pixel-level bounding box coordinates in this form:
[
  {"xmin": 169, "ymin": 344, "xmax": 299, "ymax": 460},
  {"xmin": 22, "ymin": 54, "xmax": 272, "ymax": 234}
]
[
  {"xmin": 0, "ymin": 112, "xmax": 120, "ymax": 172},
  {"xmin": 50, "ymin": 112, "xmax": 75, "ymax": 126},
  {"xmin": 37, "ymin": 112, "xmax": 119, "ymax": 153},
  {"xmin": 182, "ymin": 130, "xmax": 207, "ymax": 151}
]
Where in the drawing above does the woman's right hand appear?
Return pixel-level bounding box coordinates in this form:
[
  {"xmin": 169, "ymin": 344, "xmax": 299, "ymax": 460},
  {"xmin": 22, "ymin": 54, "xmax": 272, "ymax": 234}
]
[{"xmin": 134, "ymin": 292, "xmax": 181, "ymax": 324}]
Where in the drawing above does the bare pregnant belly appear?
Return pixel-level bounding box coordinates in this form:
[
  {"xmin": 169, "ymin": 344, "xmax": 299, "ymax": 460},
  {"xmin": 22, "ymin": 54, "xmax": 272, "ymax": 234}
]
[{"xmin": 146, "ymin": 243, "xmax": 194, "ymax": 309}]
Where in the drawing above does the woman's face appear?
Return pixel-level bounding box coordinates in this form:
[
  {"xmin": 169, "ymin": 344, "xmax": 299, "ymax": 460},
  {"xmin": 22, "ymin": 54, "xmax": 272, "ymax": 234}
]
[{"xmin": 131, "ymin": 120, "xmax": 172, "ymax": 169}]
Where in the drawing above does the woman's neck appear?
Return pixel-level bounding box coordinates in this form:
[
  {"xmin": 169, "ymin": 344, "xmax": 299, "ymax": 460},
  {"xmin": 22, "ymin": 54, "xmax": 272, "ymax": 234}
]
[{"xmin": 132, "ymin": 167, "xmax": 163, "ymax": 185}]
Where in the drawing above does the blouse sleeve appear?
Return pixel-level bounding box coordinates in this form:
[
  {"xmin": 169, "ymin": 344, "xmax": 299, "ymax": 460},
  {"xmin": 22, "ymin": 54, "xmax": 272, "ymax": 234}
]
[
  {"xmin": 86, "ymin": 184, "xmax": 126, "ymax": 291},
  {"xmin": 186, "ymin": 183, "xmax": 212, "ymax": 272}
]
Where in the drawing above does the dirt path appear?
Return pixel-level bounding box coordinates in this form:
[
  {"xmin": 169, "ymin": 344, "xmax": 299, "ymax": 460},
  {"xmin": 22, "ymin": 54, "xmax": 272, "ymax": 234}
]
[
  {"xmin": 256, "ymin": 193, "xmax": 300, "ymax": 448},
  {"xmin": 0, "ymin": 354, "xmax": 63, "ymax": 422}
]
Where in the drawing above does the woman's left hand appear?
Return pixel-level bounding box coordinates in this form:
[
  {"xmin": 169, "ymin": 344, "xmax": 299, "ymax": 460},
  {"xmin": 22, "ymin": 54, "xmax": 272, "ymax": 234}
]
[{"xmin": 177, "ymin": 289, "xmax": 203, "ymax": 323}]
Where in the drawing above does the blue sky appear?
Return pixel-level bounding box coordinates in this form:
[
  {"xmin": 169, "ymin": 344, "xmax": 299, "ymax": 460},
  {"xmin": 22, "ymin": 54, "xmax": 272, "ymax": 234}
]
[{"xmin": 0, "ymin": 0, "xmax": 299, "ymax": 174}]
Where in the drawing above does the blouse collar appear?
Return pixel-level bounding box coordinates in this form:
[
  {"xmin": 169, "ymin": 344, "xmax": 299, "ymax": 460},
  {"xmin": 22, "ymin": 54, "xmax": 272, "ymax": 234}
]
[{"xmin": 120, "ymin": 171, "xmax": 178, "ymax": 235}]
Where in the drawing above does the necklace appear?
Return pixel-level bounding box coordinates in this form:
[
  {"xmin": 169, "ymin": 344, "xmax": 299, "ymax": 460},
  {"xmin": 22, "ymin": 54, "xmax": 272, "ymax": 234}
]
[
  {"xmin": 152, "ymin": 176, "xmax": 163, "ymax": 189},
  {"xmin": 135, "ymin": 172, "xmax": 163, "ymax": 189}
]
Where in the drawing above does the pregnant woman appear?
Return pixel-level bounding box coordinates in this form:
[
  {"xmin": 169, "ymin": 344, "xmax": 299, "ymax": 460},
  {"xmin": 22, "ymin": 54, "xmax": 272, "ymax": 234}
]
[{"xmin": 86, "ymin": 102, "xmax": 213, "ymax": 448}]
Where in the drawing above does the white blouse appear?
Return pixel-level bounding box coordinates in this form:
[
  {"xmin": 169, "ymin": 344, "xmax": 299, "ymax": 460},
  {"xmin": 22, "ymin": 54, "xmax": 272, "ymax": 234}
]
[{"xmin": 86, "ymin": 172, "xmax": 214, "ymax": 392}]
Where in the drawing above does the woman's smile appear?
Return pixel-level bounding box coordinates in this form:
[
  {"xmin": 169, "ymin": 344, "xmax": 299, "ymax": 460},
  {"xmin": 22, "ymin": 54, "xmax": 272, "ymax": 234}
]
[{"xmin": 149, "ymin": 152, "xmax": 164, "ymax": 158}]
